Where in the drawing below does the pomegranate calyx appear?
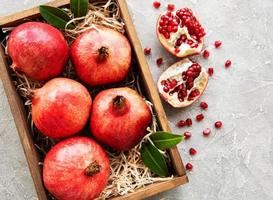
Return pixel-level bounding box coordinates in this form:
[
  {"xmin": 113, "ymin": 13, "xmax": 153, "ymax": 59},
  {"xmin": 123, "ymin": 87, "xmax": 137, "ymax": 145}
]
[
  {"xmin": 84, "ymin": 160, "xmax": 101, "ymax": 176},
  {"xmin": 97, "ymin": 46, "xmax": 109, "ymax": 61}
]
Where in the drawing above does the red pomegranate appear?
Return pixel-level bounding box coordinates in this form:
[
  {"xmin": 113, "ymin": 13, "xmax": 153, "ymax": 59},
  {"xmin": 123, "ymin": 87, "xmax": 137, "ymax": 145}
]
[
  {"xmin": 90, "ymin": 87, "xmax": 152, "ymax": 151},
  {"xmin": 71, "ymin": 26, "xmax": 131, "ymax": 86},
  {"xmin": 32, "ymin": 78, "xmax": 92, "ymax": 139},
  {"xmin": 43, "ymin": 136, "xmax": 110, "ymax": 200},
  {"xmin": 156, "ymin": 8, "xmax": 205, "ymax": 57},
  {"xmin": 7, "ymin": 22, "xmax": 69, "ymax": 81},
  {"xmin": 157, "ymin": 59, "xmax": 208, "ymax": 108}
]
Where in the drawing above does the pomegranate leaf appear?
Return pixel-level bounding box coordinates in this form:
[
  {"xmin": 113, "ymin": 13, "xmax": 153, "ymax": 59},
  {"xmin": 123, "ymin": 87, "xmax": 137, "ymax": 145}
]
[
  {"xmin": 39, "ymin": 6, "xmax": 75, "ymax": 30},
  {"xmin": 150, "ymin": 131, "xmax": 183, "ymax": 150},
  {"xmin": 141, "ymin": 140, "xmax": 169, "ymax": 177},
  {"xmin": 70, "ymin": 0, "xmax": 88, "ymax": 18}
]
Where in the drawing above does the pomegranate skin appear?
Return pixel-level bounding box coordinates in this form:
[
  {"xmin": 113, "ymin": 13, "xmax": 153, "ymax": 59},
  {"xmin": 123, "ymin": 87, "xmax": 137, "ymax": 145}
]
[
  {"xmin": 32, "ymin": 78, "xmax": 92, "ymax": 139},
  {"xmin": 43, "ymin": 136, "xmax": 110, "ymax": 200},
  {"xmin": 7, "ymin": 22, "xmax": 69, "ymax": 81},
  {"xmin": 71, "ymin": 26, "xmax": 131, "ymax": 86},
  {"xmin": 90, "ymin": 87, "xmax": 152, "ymax": 151}
]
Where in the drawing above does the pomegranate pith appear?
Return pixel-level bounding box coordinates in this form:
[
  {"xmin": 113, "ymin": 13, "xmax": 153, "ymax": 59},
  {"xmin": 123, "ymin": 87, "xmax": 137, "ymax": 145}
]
[
  {"xmin": 71, "ymin": 26, "xmax": 131, "ymax": 86},
  {"xmin": 157, "ymin": 59, "xmax": 209, "ymax": 108},
  {"xmin": 90, "ymin": 87, "xmax": 152, "ymax": 151},
  {"xmin": 43, "ymin": 137, "xmax": 110, "ymax": 200},
  {"xmin": 156, "ymin": 7, "xmax": 206, "ymax": 57},
  {"xmin": 7, "ymin": 22, "xmax": 69, "ymax": 81},
  {"xmin": 32, "ymin": 78, "xmax": 92, "ymax": 139}
]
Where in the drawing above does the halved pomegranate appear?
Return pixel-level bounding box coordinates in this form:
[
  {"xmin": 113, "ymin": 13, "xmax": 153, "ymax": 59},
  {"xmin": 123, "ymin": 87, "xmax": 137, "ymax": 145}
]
[
  {"xmin": 156, "ymin": 8, "xmax": 206, "ymax": 57},
  {"xmin": 157, "ymin": 59, "xmax": 208, "ymax": 108}
]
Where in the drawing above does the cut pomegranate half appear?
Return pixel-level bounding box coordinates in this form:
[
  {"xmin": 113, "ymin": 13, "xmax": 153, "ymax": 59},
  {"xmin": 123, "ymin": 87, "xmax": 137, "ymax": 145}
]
[
  {"xmin": 157, "ymin": 59, "xmax": 209, "ymax": 108},
  {"xmin": 156, "ymin": 8, "xmax": 206, "ymax": 58}
]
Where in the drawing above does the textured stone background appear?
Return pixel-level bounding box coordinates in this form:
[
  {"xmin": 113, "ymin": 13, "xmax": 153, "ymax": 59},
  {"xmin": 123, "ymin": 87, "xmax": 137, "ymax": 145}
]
[{"xmin": 1, "ymin": 0, "xmax": 273, "ymax": 200}]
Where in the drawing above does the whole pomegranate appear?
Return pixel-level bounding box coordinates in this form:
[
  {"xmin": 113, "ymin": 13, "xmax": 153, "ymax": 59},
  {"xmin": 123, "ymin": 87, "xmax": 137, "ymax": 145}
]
[
  {"xmin": 158, "ymin": 59, "xmax": 208, "ymax": 108},
  {"xmin": 43, "ymin": 136, "xmax": 110, "ymax": 200},
  {"xmin": 156, "ymin": 8, "xmax": 205, "ymax": 57},
  {"xmin": 71, "ymin": 26, "xmax": 131, "ymax": 86},
  {"xmin": 32, "ymin": 78, "xmax": 92, "ymax": 139},
  {"xmin": 7, "ymin": 22, "xmax": 69, "ymax": 81},
  {"xmin": 90, "ymin": 87, "xmax": 152, "ymax": 151}
]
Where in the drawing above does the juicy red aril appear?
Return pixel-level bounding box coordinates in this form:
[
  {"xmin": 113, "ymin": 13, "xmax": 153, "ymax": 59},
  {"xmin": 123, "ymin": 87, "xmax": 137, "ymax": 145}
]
[
  {"xmin": 215, "ymin": 121, "xmax": 222, "ymax": 128},
  {"xmin": 175, "ymin": 47, "xmax": 180, "ymax": 53},
  {"xmin": 200, "ymin": 101, "xmax": 208, "ymax": 109},
  {"xmin": 186, "ymin": 118, "xmax": 192, "ymax": 126},
  {"xmin": 208, "ymin": 67, "xmax": 214, "ymax": 76},
  {"xmin": 177, "ymin": 120, "xmax": 186, "ymax": 128},
  {"xmin": 153, "ymin": 1, "xmax": 161, "ymax": 8},
  {"xmin": 203, "ymin": 128, "xmax": 211, "ymax": 136},
  {"xmin": 214, "ymin": 40, "xmax": 222, "ymax": 48},
  {"xmin": 196, "ymin": 113, "xmax": 204, "ymax": 121},
  {"xmin": 157, "ymin": 57, "xmax": 163, "ymax": 65},
  {"xmin": 163, "ymin": 87, "xmax": 169, "ymax": 92},
  {"xmin": 185, "ymin": 163, "xmax": 193, "ymax": 171},
  {"xmin": 183, "ymin": 131, "xmax": 191, "ymax": 139},
  {"xmin": 202, "ymin": 50, "xmax": 210, "ymax": 59},
  {"xmin": 167, "ymin": 4, "xmax": 175, "ymax": 11},
  {"xmin": 189, "ymin": 148, "xmax": 197, "ymax": 156},
  {"xmin": 144, "ymin": 47, "xmax": 151, "ymax": 55},
  {"xmin": 225, "ymin": 60, "xmax": 232, "ymax": 68}
]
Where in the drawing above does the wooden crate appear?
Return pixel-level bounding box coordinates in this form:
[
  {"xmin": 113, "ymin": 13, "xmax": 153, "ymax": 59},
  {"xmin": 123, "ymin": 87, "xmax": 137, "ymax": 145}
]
[{"xmin": 0, "ymin": 0, "xmax": 188, "ymax": 199}]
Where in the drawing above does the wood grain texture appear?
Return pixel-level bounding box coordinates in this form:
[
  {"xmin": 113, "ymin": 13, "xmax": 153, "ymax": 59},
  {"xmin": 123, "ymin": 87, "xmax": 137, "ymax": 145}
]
[{"xmin": 0, "ymin": 0, "xmax": 188, "ymax": 199}]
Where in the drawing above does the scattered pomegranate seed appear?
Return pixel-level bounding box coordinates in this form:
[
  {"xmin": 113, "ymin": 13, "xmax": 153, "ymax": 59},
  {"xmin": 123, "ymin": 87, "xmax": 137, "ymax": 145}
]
[
  {"xmin": 196, "ymin": 113, "xmax": 204, "ymax": 121},
  {"xmin": 214, "ymin": 40, "xmax": 222, "ymax": 48},
  {"xmin": 156, "ymin": 57, "xmax": 163, "ymax": 66},
  {"xmin": 185, "ymin": 163, "xmax": 193, "ymax": 171},
  {"xmin": 202, "ymin": 50, "xmax": 210, "ymax": 59},
  {"xmin": 189, "ymin": 148, "xmax": 197, "ymax": 156},
  {"xmin": 208, "ymin": 67, "xmax": 214, "ymax": 76},
  {"xmin": 200, "ymin": 102, "xmax": 208, "ymax": 109},
  {"xmin": 225, "ymin": 60, "xmax": 232, "ymax": 68},
  {"xmin": 177, "ymin": 120, "xmax": 186, "ymax": 128},
  {"xmin": 167, "ymin": 4, "xmax": 175, "ymax": 11},
  {"xmin": 153, "ymin": 1, "xmax": 161, "ymax": 9},
  {"xmin": 215, "ymin": 121, "xmax": 223, "ymax": 129},
  {"xmin": 183, "ymin": 131, "xmax": 191, "ymax": 139},
  {"xmin": 144, "ymin": 47, "xmax": 151, "ymax": 55},
  {"xmin": 203, "ymin": 128, "xmax": 211, "ymax": 136},
  {"xmin": 186, "ymin": 118, "xmax": 192, "ymax": 126}
]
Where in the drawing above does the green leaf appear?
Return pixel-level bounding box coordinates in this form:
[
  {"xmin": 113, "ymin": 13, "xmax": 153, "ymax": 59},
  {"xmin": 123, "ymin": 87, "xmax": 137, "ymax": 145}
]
[
  {"xmin": 39, "ymin": 6, "xmax": 74, "ymax": 30},
  {"xmin": 150, "ymin": 131, "xmax": 183, "ymax": 150},
  {"xmin": 70, "ymin": 0, "xmax": 88, "ymax": 18},
  {"xmin": 141, "ymin": 140, "xmax": 169, "ymax": 177}
]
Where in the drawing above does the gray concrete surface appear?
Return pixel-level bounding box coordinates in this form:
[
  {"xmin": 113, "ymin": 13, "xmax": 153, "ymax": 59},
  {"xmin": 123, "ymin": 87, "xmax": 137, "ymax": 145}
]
[{"xmin": 1, "ymin": 0, "xmax": 273, "ymax": 200}]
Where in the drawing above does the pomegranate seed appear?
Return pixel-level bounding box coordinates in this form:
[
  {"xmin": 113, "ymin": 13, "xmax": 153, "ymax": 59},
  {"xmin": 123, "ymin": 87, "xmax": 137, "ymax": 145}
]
[
  {"xmin": 225, "ymin": 60, "xmax": 232, "ymax": 68},
  {"xmin": 203, "ymin": 128, "xmax": 211, "ymax": 136},
  {"xmin": 186, "ymin": 118, "xmax": 192, "ymax": 126},
  {"xmin": 183, "ymin": 131, "xmax": 191, "ymax": 139},
  {"xmin": 208, "ymin": 67, "xmax": 214, "ymax": 76},
  {"xmin": 177, "ymin": 120, "xmax": 186, "ymax": 128},
  {"xmin": 215, "ymin": 121, "xmax": 223, "ymax": 128},
  {"xmin": 185, "ymin": 163, "xmax": 193, "ymax": 171},
  {"xmin": 202, "ymin": 50, "xmax": 210, "ymax": 59},
  {"xmin": 214, "ymin": 40, "xmax": 222, "ymax": 48},
  {"xmin": 153, "ymin": 1, "xmax": 161, "ymax": 8},
  {"xmin": 144, "ymin": 47, "xmax": 151, "ymax": 55},
  {"xmin": 175, "ymin": 47, "xmax": 180, "ymax": 53},
  {"xmin": 163, "ymin": 86, "xmax": 169, "ymax": 92},
  {"xmin": 156, "ymin": 57, "xmax": 163, "ymax": 66},
  {"xmin": 167, "ymin": 4, "xmax": 175, "ymax": 11},
  {"xmin": 200, "ymin": 102, "xmax": 208, "ymax": 109},
  {"xmin": 189, "ymin": 148, "xmax": 197, "ymax": 156},
  {"xmin": 196, "ymin": 114, "xmax": 204, "ymax": 121}
]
